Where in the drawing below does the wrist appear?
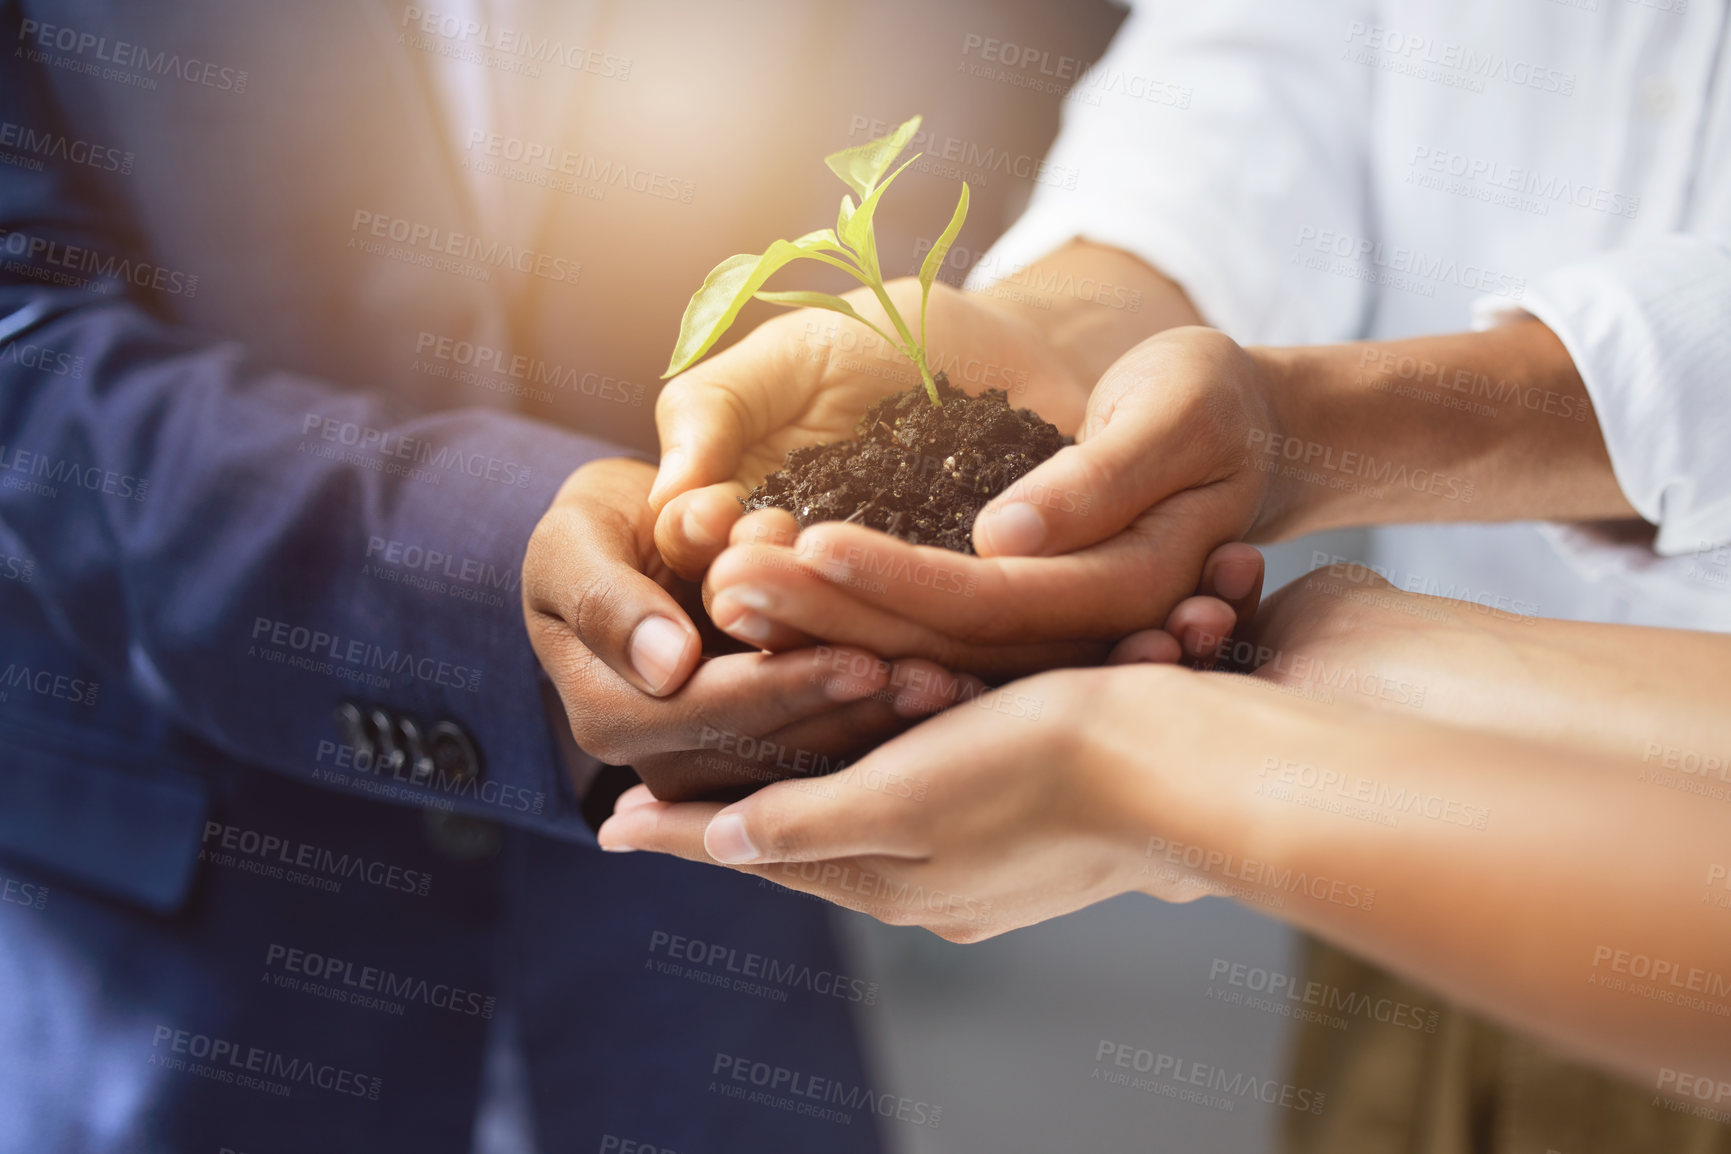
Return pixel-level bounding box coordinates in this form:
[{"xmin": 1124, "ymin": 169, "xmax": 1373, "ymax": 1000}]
[
  {"xmin": 1244, "ymin": 344, "xmax": 1355, "ymax": 542},
  {"xmin": 976, "ymin": 241, "xmax": 1206, "ymax": 387}
]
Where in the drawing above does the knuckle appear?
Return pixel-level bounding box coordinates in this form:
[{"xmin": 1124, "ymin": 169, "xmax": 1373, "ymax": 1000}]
[{"xmin": 567, "ymin": 572, "xmax": 630, "ymax": 646}]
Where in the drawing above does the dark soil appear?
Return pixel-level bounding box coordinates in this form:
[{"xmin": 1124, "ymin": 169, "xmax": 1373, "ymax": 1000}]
[{"xmin": 741, "ymin": 373, "xmax": 1065, "ymax": 554}]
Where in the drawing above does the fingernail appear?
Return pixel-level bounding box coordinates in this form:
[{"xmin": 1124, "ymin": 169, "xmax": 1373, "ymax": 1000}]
[
  {"xmin": 596, "ymin": 818, "xmax": 638, "ymax": 852},
  {"xmin": 713, "ymin": 591, "xmax": 775, "ymax": 646},
  {"xmin": 629, "ymin": 615, "xmax": 690, "ymax": 695},
  {"xmin": 705, "ymin": 813, "xmax": 760, "ymax": 864},
  {"xmin": 682, "ymin": 503, "xmax": 722, "ymax": 549},
  {"xmin": 975, "ymin": 502, "xmax": 1046, "ymax": 556},
  {"xmin": 1214, "ymin": 563, "xmax": 1256, "ymax": 601},
  {"xmin": 726, "ymin": 610, "xmax": 774, "ymax": 647},
  {"xmin": 649, "ymin": 449, "xmax": 686, "ymax": 507}
]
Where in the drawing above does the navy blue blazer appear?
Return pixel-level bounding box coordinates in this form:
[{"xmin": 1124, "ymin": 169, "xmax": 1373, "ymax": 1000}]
[{"xmin": 0, "ymin": 1, "xmax": 883, "ymax": 1150}]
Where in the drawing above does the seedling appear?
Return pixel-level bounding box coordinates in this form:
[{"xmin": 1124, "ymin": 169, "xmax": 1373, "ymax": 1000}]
[{"xmin": 662, "ymin": 115, "xmax": 969, "ymax": 407}]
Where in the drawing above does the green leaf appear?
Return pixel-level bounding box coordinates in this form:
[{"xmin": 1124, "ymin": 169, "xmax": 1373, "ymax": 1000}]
[
  {"xmin": 918, "ymin": 182, "xmax": 970, "ymax": 354},
  {"xmin": 919, "ymin": 183, "xmax": 970, "ymax": 297},
  {"xmin": 663, "ymin": 231, "xmax": 851, "ymax": 378},
  {"xmin": 824, "ymin": 115, "xmax": 921, "ymax": 200},
  {"xmin": 839, "ymin": 155, "xmax": 919, "ymax": 257},
  {"xmin": 753, "ymin": 289, "xmax": 866, "ymax": 322},
  {"xmin": 836, "ymin": 195, "xmax": 856, "ymax": 248}
]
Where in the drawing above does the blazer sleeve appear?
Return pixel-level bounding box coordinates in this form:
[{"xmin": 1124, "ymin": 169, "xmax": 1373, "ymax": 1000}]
[{"xmin": 0, "ymin": 47, "xmax": 612, "ymax": 843}]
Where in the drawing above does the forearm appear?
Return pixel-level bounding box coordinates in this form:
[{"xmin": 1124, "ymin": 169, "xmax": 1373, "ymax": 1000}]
[
  {"xmin": 982, "ymin": 240, "xmax": 1205, "ymax": 385},
  {"xmin": 1249, "ymin": 320, "xmax": 1636, "ymax": 539},
  {"xmin": 1111, "ymin": 668, "xmax": 1731, "ymax": 1086},
  {"xmin": 1255, "ymin": 575, "xmax": 1731, "ymax": 771}
]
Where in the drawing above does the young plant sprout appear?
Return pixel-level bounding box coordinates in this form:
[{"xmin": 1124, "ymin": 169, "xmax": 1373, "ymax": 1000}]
[{"xmin": 662, "ymin": 115, "xmax": 969, "ymax": 408}]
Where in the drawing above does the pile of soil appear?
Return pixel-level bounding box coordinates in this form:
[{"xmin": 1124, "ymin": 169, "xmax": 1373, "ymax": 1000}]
[{"xmin": 741, "ymin": 373, "xmax": 1065, "ymax": 554}]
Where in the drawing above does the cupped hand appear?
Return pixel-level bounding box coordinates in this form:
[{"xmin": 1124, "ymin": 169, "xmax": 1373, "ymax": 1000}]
[
  {"xmin": 596, "ymin": 664, "xmax": 1205, "ymax": 941},
  {"xmin": 649, "ymin": 278, "xmax": 1091, "ymax": 579},
  {"xmin": 688, "ymin": 327, "xmax": 1280, "ymax": 675},
  {"xmin": 522, "ymin": 458, "xmax": 982, "ymax": 801}
]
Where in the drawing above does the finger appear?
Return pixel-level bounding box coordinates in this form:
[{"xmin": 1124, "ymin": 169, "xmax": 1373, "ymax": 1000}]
[
  {"xmin": 1162, "ymin": 596, "xmax": 1238, "ymax": 664},
  {"xmin": 972, "ymin": 379, "xmax": 1191, "ymax": 558},
  {"xmin": 764, "ymin": 490, "xmax": 1236, "ymax": 645},
  {"xmin": 704, "ymin": 538, "xmax": 1104, "ymax": 676},
  {"xmin": 1198, "ymin": 542, "xmax": 1265, "ymax": 625},
  {"xmin": 598, "ymin": 798, "xmax": 726, "ymax": 859},
  {"xmin": 574, "ymin": 644, "xmax": 890, "ymax": 769},
  {"xmin": 614, "ymin": 783, "xmax": 658, "ymax": 813},
  {"xmin": 525, "ymin": 459, "xmax": 701, "ymax": 697},
  {"xmin": 703, "ymin": 513, "xmax": 818, "ymax": 651},
  {"xmin": 691, "ymin": 698, "xmax": 1022, "ymax": 864},
  {"xmin": 1106, "ymin": 630, "xmax": 1182, "ymax": 666},
  {"xmin": 709, "ymin": 587, "xmax": 817, "ymax": 653},
  {"xmin": 656, "ymin": 482, "xmax": 750, "ymax": 580},
  {"xmin": 650, "ymin": 328, "xmax": 808, "ymax": 511}
]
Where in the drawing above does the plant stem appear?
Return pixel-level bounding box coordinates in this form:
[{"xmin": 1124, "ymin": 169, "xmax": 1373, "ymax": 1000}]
[{"xmin": 867, "ymin": 282, "xmax": 942, "ymax": 407}]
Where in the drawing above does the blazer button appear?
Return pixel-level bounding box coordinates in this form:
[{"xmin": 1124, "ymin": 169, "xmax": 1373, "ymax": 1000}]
[
  {"xmin": 421, "ymin": 719, "xmax": 500, "ymax": 862},
  {"xmin": 335, "ymin": 702, "xmax": 375, "ymax": 763}
]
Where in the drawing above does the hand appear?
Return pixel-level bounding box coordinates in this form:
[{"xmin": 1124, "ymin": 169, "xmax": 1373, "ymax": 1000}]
[
  {"xmin": 649, "ymin": 277, "xmax": 1092, "ymax": 578},
  {"xmin": 596, "ymin": 664, "xmax": 1202, "ymax": 941},
  {"xmin": 522, "ymin": 458, "xmax": 980, "ymax": 801},
  {"xmin": 695, "ymin": 328, "xmax": 1278, "ymax": 675}
]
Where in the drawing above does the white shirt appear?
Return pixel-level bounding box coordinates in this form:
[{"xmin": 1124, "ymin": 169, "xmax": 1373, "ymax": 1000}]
[{"xmin": 973, "ymin": 0, "xmax": 1731, "ymax": 630}]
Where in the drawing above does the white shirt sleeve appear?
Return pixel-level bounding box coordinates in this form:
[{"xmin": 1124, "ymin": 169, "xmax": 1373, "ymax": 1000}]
[
  {"xmin": 1472, "ymin": 236, "xmax": 1731, "ymax": 558},
  {"xmin": 968, "ymin": 0, "xmax": 1376, "ymax": 346}
]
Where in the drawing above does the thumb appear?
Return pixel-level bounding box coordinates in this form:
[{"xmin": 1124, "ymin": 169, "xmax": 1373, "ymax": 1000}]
[
  {"xmin": 973, "ymin": 382, "xmax": 1178, "ymax": 558},
  {"xmin": 649, "ymin": 325, "xmax": 807, "ymax": 512}
]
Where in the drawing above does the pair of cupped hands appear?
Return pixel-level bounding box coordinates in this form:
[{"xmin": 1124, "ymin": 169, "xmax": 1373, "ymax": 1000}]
[{"xmin": 522, "ymin": 279, "xmax": 1330, "ymax": 939}]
